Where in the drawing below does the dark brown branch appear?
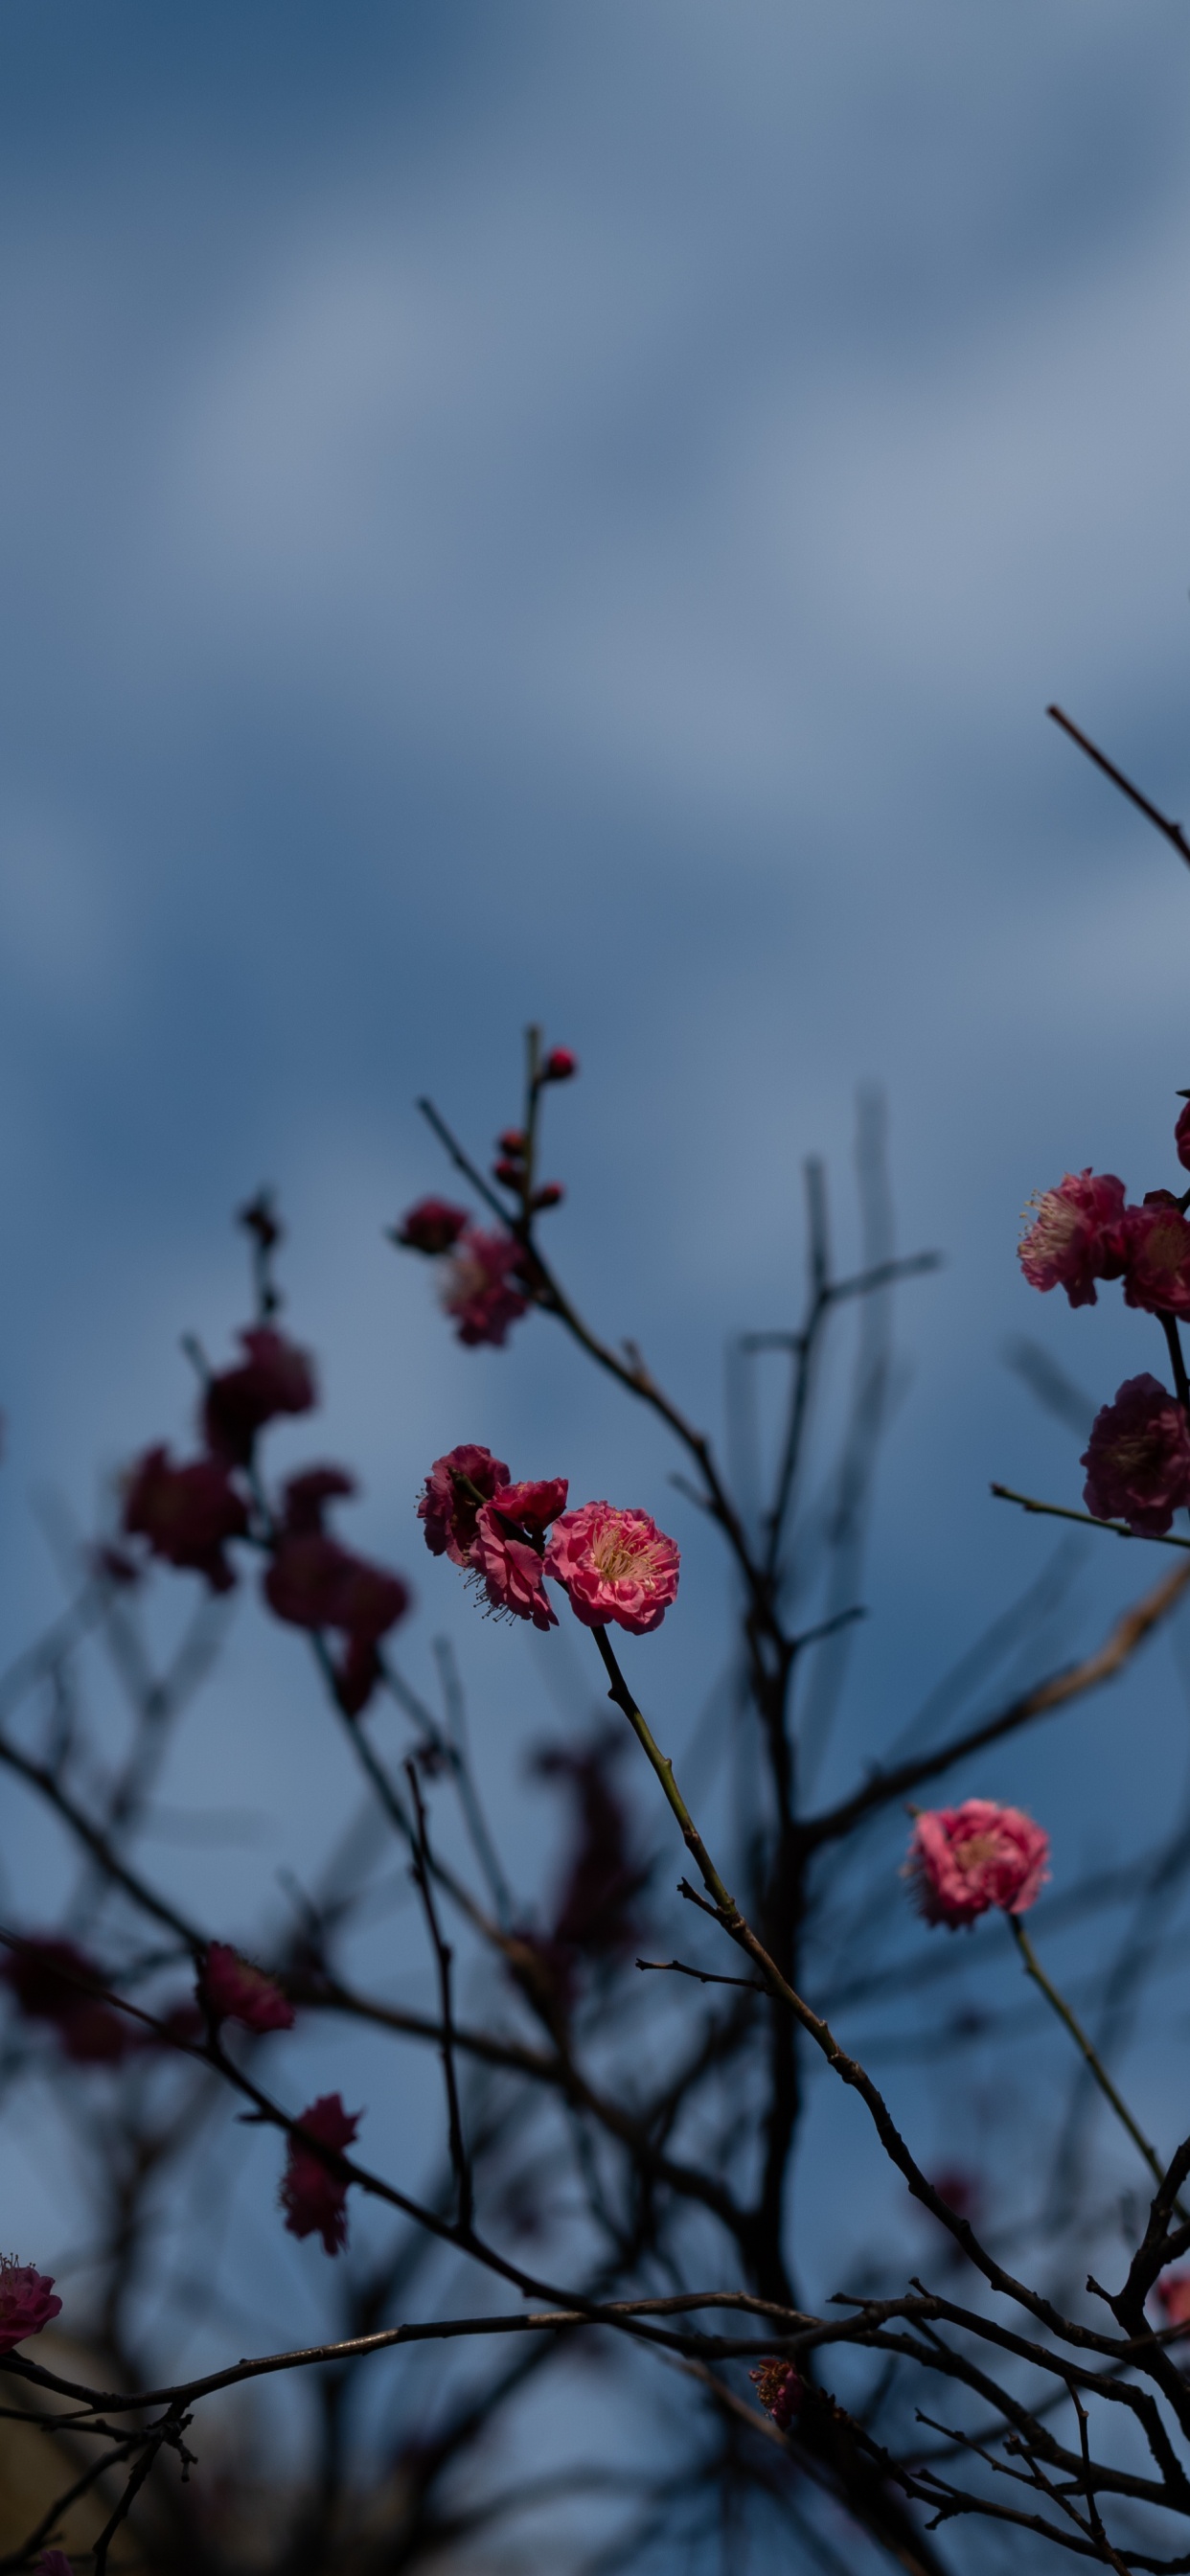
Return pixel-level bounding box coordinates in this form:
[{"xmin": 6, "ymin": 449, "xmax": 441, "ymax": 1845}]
[{"xmin": 1047, "ymin": 705, "xmax": 1190, "ymax": 871}]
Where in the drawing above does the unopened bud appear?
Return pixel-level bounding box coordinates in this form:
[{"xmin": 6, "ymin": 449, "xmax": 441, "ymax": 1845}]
[
  {"xmin": 540, "ymin": 1047, "xmax": 578, "ymax": 1083},
  {"xmin": 493, "ymin": 1160, "xmax": 524, "ymax": 1188},
  {"xmin": 533, "ymin": 1183, "xmax": 564, "ymax": 1210},
  {"xmin": 498, "ymin": 1129, "xmax": 527, "ymax": 1157}
]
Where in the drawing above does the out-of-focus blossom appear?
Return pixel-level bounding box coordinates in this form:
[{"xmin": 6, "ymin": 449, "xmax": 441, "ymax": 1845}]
[
  {"xmin": 418, "ymin": 1446, "xmax": 510, "ymax": 1566},
  {"xmin": 749, "ymin": 2358, "xmax": 803, "ymax": 2430},
  {"xmin": 281, "ymin": 2094, "xmax": 360, "ymax": 2255},
  {"xmin": 1122, "ymin": 1200, "xmax": 1190, "ymax": 1318},
  {"xmin": 1018, "ymin": 1171, "xmax": 1127, "ymax": 1307},
  {"xmin": 1081, "ymin": 1374, "xmax": 1190, "ymax": 1535},
  {"xmin": 203, "ymin": 1327, "xmax": 316, "ymax": 1465},
  {"xmin": 263, "ymin": 1470, "xmax": 409, "ymax": 1708},
  {"xmin": 124, "ymin": 1446, "xmax": 248, "ymax": 1592},
  {"xmin": 1177, "ymin": 1103, "xmax": 1190, "ymax": 1174},
  {"xmin": 0, "ymin": 2260, "xmax": 61, "ymax": 2352},
  {"xmin": 532, "ymin": 1183, "xmax": 564, "ymax": 1210},
  {"xmin": 907, "ymin": 1801, "xmax": 1049, "ymax": 1929},
  {"xmin": 2, "ymin": 1938, "xmax": 135, "ymax": 2064},
  {"xmin": 540, "ymin": 1047, "xmax": 578, "ymax": 1082},
  {"xmin": 534, "ymin": 1736, "xmax": 647, "ymax": 1980},
  {"xmin": 392, "ymin": 1197, "xmax": 469, "ymax": 1255},
  {"xmin": 440, "ymin": 1230, "xmax": 528, "ymax": 1347},
  {"xmin": 331, "ymin": 1636, "xmax": 384, "ymax": 1718},
  {"xmin": 930, "ymin": 2169, "xmax": 982, "ymax": 2227},
  {"xmin": 200, "ymin": 1944, "xmax": 294, "ymax": 2034},
  {"xmin": 544, "ymin": 1503, "xmax": 680, "ymax": 1635},
  {"xmin": 35, "ymin": 2554, "xmax": 73, "ymax": 2574},
  {"xmin": 1156, "ymin": 2271, "xmax": 1190, "ymax": 2332}
]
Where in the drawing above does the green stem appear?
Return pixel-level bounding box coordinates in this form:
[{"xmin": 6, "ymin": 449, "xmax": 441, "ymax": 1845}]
[{"xmin": 1011, "ymin": 1918, "xmax": 1188, "ymax": 2218}]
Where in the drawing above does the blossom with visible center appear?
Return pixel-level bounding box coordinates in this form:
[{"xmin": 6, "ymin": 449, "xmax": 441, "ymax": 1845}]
[
  {"xmin": 418, "ymin": 1446, "xmax": 511, "ymax": 1566},
  {"xmin": 393, "ymin": 1197, "xmax": 469, "ymax": 1255},
  {"xmin": 200, "ymin": 1944, "xmax": 294, "ymax": 2035},
  {"xmin": 439, "ymin": 1229, "xmax": 528, "ymax": 1347},
  {"xmin": 907, "ymin": 1801, "xmax": 1049, "ymax": 1929},
  {"xmin": 471, "ymin": 1481, "xmax": 568, "ymax": 1629},
  {"xmin": 544, "ymin": 1503, "xmax": 680, "ymax": 1635},
  {"xmin": 1157, "ymin": 2271, "xmax": 1190, "ymax": 2332},
  {"xmin": 2, "ymin": 1937, "xmax": 134, "ymax": 2064},
  {"xmin": 1122, "ymin": 1199, "xmax": 1190, "ymax": 1318},
  {"xmin": 1081, "ymin": 1374, "xmax": 1190, "ymax": 1535},
  {"xmin": 281, "ymin": 2094, "xmax": 360, "ymax": 2255},
  {"xmin": 1018, "ymin": 1170, "xmax": 1126, "ymax": 1307},
  {"xmin": 124, "ymin": 1446, "xmax": 248, "ymax": 1592},
  {"xmin": 0, "ymin": 2259, "xmax": 61, "ymax": 2353},
  {"xmin": 203, "ymin": 1326, "xmax": 316, "ymax": 1465},
  {"xmin": 749, "ymin": 2358, "xmax": 803, "ymax": 2430}
]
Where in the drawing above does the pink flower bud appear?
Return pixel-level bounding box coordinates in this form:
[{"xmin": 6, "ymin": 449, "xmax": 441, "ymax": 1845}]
[
  {"xmin": 200, "ymin": 1944, "xmax": 294, "ymax": 2035},
  {"xmin": 1082, "ymin": 1374, "xmax": 1190, "ymax": 1535},
  {"xmin": 532, "ymin": 1183, "xmax": 564, "ymax": 1210},
  {"xmin": 544, "ymin": 1503, "xmax": 680, "ymax": 1636},
  {"xmin": 0, "ymin": 2258, "xmax": 61, "ymax": 2353},
  {"xmin": 498, "ymin": 1129, "xmax": 527, "ymax": 1156},
  {"xmin": 281, "ymin": 2094, "xmax": 360, "ymax": 2256},
  {"xmin": 1018, "ymin": 1170, "xmax": 1127, "ymax": 1307},
  {"xmin": 907, "ymin": 1801, "xmax": 1049, "ymax": 1929},
  {"xmin": 492, "ymin": 1160, "xmax": 523, "ymax": 1188},
  {"xmin": 392, "ymin": 1197, "xmax": 469, "ymax": 1256},
  {"xmin": 540, "ymin": 1047, "xmax": 578, "ymax": 1083}
]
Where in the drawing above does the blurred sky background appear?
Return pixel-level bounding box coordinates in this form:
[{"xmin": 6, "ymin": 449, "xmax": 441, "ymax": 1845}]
[{"xmin": 4, "ymin": 0, "xmax": 1190, "ymax": 2465}]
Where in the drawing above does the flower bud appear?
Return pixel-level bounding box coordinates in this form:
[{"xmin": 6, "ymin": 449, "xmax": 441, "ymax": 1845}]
[
  {"xmin": 540, "ymin": 1047, "xmax": 578, "ymax": 1083},
  {"xmin": 493, "ymin": 1160, "xmax": 524, "ymax": 1188},
  {"xmin": 532, "ymin": 1183, "xmax": 564, "ymax": 1210},
  {"xmin": 391, "ymin": 1198, "xmax": 469, "ymax": 1256},
  {"xmin": 498, "ymin": 1129, "xmax": 527, "ymax": 1157}
]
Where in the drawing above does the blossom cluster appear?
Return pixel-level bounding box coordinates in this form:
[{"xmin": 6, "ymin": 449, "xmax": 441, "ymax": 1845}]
[
  {"xmin": 392, "ymin": 1038, "xmax": 576, "ymax": 1345},
  {"xmin": 418, "ymin": 1446, "xmax": 680, "ymax": 1635},
  {"xmin": 119, "ymin": 1303, "xmax": 409, "ymax": 1714},
  {"xmin": 1018, "ymin": 1107, "xmax": 1190, "ymax": 1532}
]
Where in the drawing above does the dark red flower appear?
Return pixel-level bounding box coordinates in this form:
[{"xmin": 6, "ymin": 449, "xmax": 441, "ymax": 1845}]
[
  {"xmin": 534, "ymin": 1736, "xmax": 646, "ymax": 1968},
  {"xmin": 200, "ymin": 1944, "xmax": 294, "ymax": 2034},
  {"xmin": 393, "ymin": 1197, "xmax": 469, "ymax": 1256},
  {"xmin": 203, "ymin": 1327, "xmax": 316, "ymax": 1465},
  {"xmin": 1018, "ymin": 1170, "xmax": 1127, "ymax": 1307},
  {"xmin": 123, "ymin": 1446, "xmax": 248, "ymax": 1592},
  {"xmin": 749, "ymin": 2358, "xmax": 803, "ymax": 2430},
  {"xmin": 263, "ymin": 1469, "xmax": 408, "ymax": 1707},
  {"xmin": 1082, "ymin": 1374, "xmax": 1190, "ymax": 1535},
  {"xmin": 540, "ymin": 1048, "xmax": 578, "ymax": 1083},
  {"xmin": 1122, "ymin": 1200, "xmax": 1190, "ymax": 1318},
  {"xmin": 532, "ymin": 1183, "xmax": 564, "ymax": 1211},
  {"xmin": 332, "ymin": 1636, "xmax": 384, "ymax": 1717},
  {"xmin": 439, "ymin": 1230, "xmax": 528, "ymax": 1347},
  {"xmin": 281, "ymin": 2093, "xmax": 360, "ymax": 2255},
  {"xmin": 1177, "ymin": 1104, "xmax": 1190, "ymax": 1174},
  {"xmin": 418, "ymin": 1446, "xmax": 511, "ymax": 1566},
  {"xmin": 2, "ymin": 1938, "xmax": 134, "ymax": 2064},
  {"xmin": 0, "ymin": 2261, "xmax": 61, "ymax": 2354}
]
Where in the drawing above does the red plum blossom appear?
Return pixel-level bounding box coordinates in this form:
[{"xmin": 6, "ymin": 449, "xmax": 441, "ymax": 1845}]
[
  {"xmin": 418, "ymin": 1446, "xmax": 510, "ymax": 1566},
  {"xmin": 0, "ymin": 2259, "xmax": 61, "ymax": 2352},
  {"xmin": 1018, "ymin": 1171, "xmax": 1126, "ymax": 1307},
  {"xmin": 1157, "ymin": 2272, "xmax": 1190, "ymax": 2333},
  {"xmin": 907, "ymin": 1801, "xmax": 1049, "ymax": 1929},
  {"xmin": 1081, "ymin": 1374, "xmax": 1190, "ymax": 1535},
  {"xmin": 544, "ymin": 1503, "xmax": 680, "ymax": 1635},
  {"xmin": 439, "ymin": 1229, "xmax": 528, "ymax": 1347},
  {"xmin": 393, "ymin": 1197, "xmax": 469, "ymax": 1255},
  {"xmin": 540, "ymin": 1047, "xmax": 578, "ymax": 1082},
  {"xmin": 203, "ymin": 1326, "xmax": 316, "ymax": 1464},
  {"xmin": 749, "ymin": 2358, "xmax": 803, "ymax": 2430},
  {"xmin": 471, "ymin": 1481, "xmax": 568, "ymax": 1629},
  {"xmin": 3, "ymin": 1938, "xmax": 134, "ymax": 2064},
  {"xmin": 1121, "ymin": 1200, "xmax": 1190, "ymax": 1319},
  {"xmin": 200, "ymin": 1944, "xmax": 294, "ymax": 2034},
  {"xmin": 124, "ymin": 1446, "xmax": 248, "ymax": 1592},
  {"xmin": 281, "ymin": 2093, "xmax": 360, "ymax": 2255}
]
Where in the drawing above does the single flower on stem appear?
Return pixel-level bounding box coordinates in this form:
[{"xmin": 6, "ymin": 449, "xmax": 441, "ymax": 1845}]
[
  {"xmin": 0, "ymin": 2258, "xmax": 61, "ymax": 2352},
  {"xmin": 418, "ymin": 1445, "xmax": 511, "ymax": 1565},
  {"xmin": 906, "ymin": 1801, "xmax": 1049, "ymax": 1929},
  {"xmin": 200, "ymin": 1944, "xmax": 294, "ymax": 2035},
  {"xmin": 749, "ymin": 2358, "xmax": 804, "ymax": 2430},
  {"xmin": 1082, "ymin": 1374, "xmax": 1190, "ymax": 1535},
  {"xmin": 280, "ymin": 2094, "xmax": 360, "ymax": 2255},
  {"xmin": 440, "ymin": 1229, "xmax": 529, "ymax": 1347},
  {"xmin": 392, "ymin": 1197, "xmax": 469, "ymax": 1255},
  {"xmin": 202, "ymin": 1326, "xmax": 317, "ymax": 1464},
  {"xmin": 1018, "ymin": 1170, "xmax": 1127, "ymax": 1306},
  {"xmin": 123, "ymin": 1446, "xmax": 248, "ymax": 1593},
  {"xmin": 544, "ymin": 1502, "xmax": 679, "ymax": 1634},
  {"xmin": 1122, "ymin": 1198, "xmax": 1190, "ymax": 1319},
  {"xmin": 472, "ymin": 1480, "xmax": 568, "ymax": 1628}
]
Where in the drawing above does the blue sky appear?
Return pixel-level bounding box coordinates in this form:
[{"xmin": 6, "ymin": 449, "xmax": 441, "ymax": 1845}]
[{"xmin": 2, "ymin": 0, "xmax": 1190, "ymax": 2516}]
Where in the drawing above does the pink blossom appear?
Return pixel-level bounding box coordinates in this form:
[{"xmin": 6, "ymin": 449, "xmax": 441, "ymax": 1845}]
[
  {"xmin": 200, "ymin": 1943, "xmax": 294, "ymax": 2034},
  {"xmin": 749, "ymin": 2358, "xmax": 803, "ymax": 2430},
  {"xmin": 1178, "ymin": 1104, "xmax": 1190, "ymax": 1174},
  {"xmin": 1018, "ymin": 1170, "xmax": 1127, "ymax": 1307},
  {"xmin": 263, "ymin": 1470, "xmax": 409, "ymax": 1692},
  {"xmin": 540, "ymin": 1047, "xmax": 578, "ymax": 1083},
  {"xmin": 393, "ymin": 1197, "xmax": 469, "ymax": 1255},
  {"xmin": 471, "ymin": 1482, "xmax": 568, "ymax": 1630},
  {"xmin": 123, "ymin": 1446, "xmax": 248, "ymax": 1592},
  {"xmin": 418, "ymin": 1445, "xmax": 511, "ymax": 1566},
  {"xmin": 0, "ymin": 2258, "xmax": 61, "ymax": 2353},
  {"xmin": 907, "ymin": 1801, "xmax": 1050, "ymax": 1929},
  {"xmin": 281, "ymin": 2093, "xmax": 360, "ymax": 2255},
  {"xmin": 1081, "ymin": 1374, "xmax": 1190, "ymax": 1535},
  {"xmin": 1156, "ymin": 2271, "xmax": 1190, "ymax": 2333},
  {"xmin": 3, "ymin": 1937, "xmax": 134, "ymax": 2064},
  {"xmin": 440, "ymin": 1229, "xmax": 528, "ymax": 1347},
  {"xmin": 203, "ymin": 1327, "xmax": 317, "ymax": 1465},
  {"xmin": 544, "ymin": 1503, "xmax": 680, "ymax": 1635},
  {"xmin": 1122, "ymin": 1199, "xmax": 1190, "ymax": 1318}
]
